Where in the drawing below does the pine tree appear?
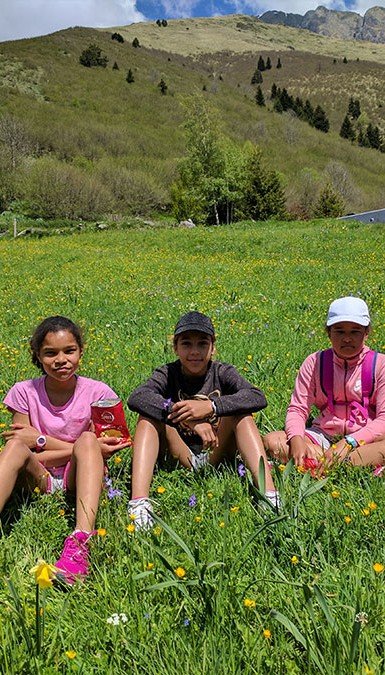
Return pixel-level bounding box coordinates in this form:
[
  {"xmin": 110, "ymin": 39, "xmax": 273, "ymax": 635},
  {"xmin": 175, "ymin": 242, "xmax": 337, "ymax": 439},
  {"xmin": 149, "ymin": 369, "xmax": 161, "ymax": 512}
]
[
  {"xmin": 111, "ymin": 32, "xmax": 124, "ymax": 43},
  {"xmin": 266, "ymin": 56, "xmax": 272, "ymax": 70},
  {"xmin": 257, "ymin": 55, "xmax": 266, "ymax": 72},
  {"xmin": 158, "ymin": 78, "xmax": 168, "ymax": 95},
  {"xmin": 303, "ymin": 99, "xmax": 314, "ymax": 124},
  {"xmin": 276, "ymin": 57, "xmax": 282, "ymax": 69},
  {"xmin": 112, "ymin": 61, "xmax": 119, "ymax": 70},
  {"xmin": 343, "ymin": 56, "xmax": 348, "ymax": 64},
  {"xmin": 126, "ymin": 69, "xmax": 135, "ymax": 83},
  {"xmin": 79, "ymin": 44, "xmax": 108, "ymax": 68},
  {"xmin": 255, "ymin": 86, "xmax": 265, "ymax": 106},
  {"xmin": 366, "ymin": 123, "xmax": 381, "ymax": 149},
  {"xmin": 313, "ymin": 105, "xmax": 330, "ymax": 132},
  {"xmin": 348, "ymin": 97, "xmax": 361, "ymax": 120},
  {"xmin": 339, "ymin": 115, "xmax": 355, "ymax": 141},
  {"xmin": 313, "ymin": 183, "xmax": 344, "ymax": 217},
  {"xmin": 251, "ymin": 70, "xmax": 262, "ymax": 85},
  {"xmin": 271, "ymin": 83, "xmax": 277, "ymax": 99}
]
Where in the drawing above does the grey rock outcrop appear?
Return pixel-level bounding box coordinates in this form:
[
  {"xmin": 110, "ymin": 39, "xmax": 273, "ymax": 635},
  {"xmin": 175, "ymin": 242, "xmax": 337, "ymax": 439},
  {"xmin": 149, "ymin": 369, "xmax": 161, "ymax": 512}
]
[{"xmin": 260, "ymin": 5, "xmax": 385, "ymax": 44}]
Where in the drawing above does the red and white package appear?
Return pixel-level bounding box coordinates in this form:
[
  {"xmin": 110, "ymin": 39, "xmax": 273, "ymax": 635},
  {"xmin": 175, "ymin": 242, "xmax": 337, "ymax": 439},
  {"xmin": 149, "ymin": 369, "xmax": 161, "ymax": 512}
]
[{"xmin": 91, "ymin": 398, "xmax": 132, "ymax": 446}]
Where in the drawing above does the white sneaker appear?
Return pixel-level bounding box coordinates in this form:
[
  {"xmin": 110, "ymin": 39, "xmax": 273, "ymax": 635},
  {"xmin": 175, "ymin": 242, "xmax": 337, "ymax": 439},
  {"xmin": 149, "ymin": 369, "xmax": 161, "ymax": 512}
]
[
  {"xmin": 264, "ymin": 490, "xmax": 281, "ymax": 511},
  {"xmin": 128, "ymin": 498, "xmax": 154, "ymax": 530}
]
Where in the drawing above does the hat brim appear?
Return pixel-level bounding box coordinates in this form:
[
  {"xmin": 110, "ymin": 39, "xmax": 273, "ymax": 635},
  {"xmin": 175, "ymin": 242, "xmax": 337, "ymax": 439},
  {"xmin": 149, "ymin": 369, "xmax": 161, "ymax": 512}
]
[
  {"xmin": 326, "ymin": 315, "xmax": 370, "ymax": 327},
  {"xmin": 174, "ymin": 324, "xmax": 214, "ymax": 336}
]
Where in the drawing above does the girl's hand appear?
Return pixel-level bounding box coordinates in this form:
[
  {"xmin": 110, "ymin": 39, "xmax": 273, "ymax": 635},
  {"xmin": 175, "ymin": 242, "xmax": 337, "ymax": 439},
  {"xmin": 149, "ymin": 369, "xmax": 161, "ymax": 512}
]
[
  {"xmin": 168, "ymin": 399, "xmax": 213, "ymax": 423},
  {"xmin": 1, "ymin": 423, "xmax": 40, "ymax": 448},
  {"xmin": 289, "ymin": 436, "xmax": 318, "ymax": 466},
  {"xmin": 97, "ymin": 436, "xmax": 130, "ymax": 459},
  {"xmin": 185, "ymin": 421, "xmax": 218, "ymax": 451},
  {"xmin": 324, "ymin": 438, "xmax": 351, "ymax": 465}
]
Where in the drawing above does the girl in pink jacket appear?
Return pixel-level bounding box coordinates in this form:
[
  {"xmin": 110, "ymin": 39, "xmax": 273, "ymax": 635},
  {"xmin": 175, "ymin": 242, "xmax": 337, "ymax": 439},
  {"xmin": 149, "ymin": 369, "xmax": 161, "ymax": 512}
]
[{"xmin": 264, "ymin": 297, "xmax": 385, "ymax": 466}]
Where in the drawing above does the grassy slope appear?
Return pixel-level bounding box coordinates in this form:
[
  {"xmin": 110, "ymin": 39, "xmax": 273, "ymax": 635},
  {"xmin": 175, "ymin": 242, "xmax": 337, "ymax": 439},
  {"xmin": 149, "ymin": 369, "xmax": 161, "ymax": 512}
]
[
  {"xmin": 1, "ymin": 222, "xmax": 385, "ymax": 673},
  {"xmin": 0, "ymin": 20, "xmax": 385, "ymax": 213}
]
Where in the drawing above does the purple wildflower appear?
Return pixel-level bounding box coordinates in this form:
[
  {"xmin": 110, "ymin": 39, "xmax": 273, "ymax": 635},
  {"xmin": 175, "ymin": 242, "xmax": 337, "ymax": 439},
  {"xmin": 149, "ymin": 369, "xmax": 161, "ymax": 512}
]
[
  {"xmin": 183, "ymin": 618, "xmax": 190, "ymax": 626},
  {"xmin": 163, "ymin": 398, "xmax": 172, "ymax": 410},
  {"xmin": 238, "ymin": 463, "xmax": 246, "ymax": 477},
  {"xmin": 107, "ymin": 487, "xmax": 123, "ymax": 500},
  {"xmin": 188, "ymin": 494, "xmax": 197, "ymax": 508}
]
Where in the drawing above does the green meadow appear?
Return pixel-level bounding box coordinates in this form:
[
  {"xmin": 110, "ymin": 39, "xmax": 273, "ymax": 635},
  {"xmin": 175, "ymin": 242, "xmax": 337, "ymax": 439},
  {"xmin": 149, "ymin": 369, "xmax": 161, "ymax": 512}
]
[{"xmin": 0, "ymin": 220, "xmax": 385, "ymax": 674}]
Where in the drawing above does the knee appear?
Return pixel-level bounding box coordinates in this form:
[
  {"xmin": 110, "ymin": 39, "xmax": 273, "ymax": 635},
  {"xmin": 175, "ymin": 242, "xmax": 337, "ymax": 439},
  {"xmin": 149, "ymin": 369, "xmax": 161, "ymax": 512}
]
[
  {"xmin": 3, "ymin": 439, "xmax": 31, "ymax": 466},
  {"xmin": 73, "ymin": 431, "xmax": 100, "ymax": 457},
  {"xmin": 263, "ymin": 431, "xmax": 289, "ymax": 460}
]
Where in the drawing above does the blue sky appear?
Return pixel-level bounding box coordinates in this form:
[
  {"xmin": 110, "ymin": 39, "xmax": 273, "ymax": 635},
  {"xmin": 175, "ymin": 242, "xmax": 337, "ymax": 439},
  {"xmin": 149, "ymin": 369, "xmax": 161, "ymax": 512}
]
[{"xmin": 0, "ymin": 0, "xmax": 382, "ymax": 43}]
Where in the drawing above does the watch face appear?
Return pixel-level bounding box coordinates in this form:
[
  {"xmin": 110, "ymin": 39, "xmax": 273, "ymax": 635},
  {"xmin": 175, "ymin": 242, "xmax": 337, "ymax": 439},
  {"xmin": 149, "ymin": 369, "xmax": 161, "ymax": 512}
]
[{"xmin": 36, "ymin": 435, "xmax": 46, "ymax": 448}]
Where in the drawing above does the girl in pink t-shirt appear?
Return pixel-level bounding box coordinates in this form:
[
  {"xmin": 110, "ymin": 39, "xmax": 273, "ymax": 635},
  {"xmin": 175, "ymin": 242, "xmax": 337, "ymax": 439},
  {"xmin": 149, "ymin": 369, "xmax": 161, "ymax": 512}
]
[
  {"xmin": 1, "ymin": 315, "xmax": 129, "ymax": 585},
  {"xmin": 264, "ymin": 297, "xmax": 385, "ymax": 467}
]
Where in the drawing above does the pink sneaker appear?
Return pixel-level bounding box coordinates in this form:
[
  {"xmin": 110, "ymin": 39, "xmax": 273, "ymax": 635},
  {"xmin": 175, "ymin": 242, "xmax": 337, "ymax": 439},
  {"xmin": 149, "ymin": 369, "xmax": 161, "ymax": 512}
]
[{"xmin": 55, "ymin": 530, "xmax": 94, "ymax": 585}]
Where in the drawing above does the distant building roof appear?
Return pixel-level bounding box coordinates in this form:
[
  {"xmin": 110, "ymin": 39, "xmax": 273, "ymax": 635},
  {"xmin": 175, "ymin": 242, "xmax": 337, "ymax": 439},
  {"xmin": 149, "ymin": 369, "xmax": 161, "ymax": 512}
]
[{"xmin": 338, "ymin": 208, "xmax": 385, "ymax": 224}]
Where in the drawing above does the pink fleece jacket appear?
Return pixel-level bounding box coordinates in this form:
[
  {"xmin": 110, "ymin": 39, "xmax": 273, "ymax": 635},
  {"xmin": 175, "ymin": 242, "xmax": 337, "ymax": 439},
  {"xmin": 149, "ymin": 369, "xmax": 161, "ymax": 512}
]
[{"xmin": 285, "ymin": 345, "xmax": 385, "ymax": 444}]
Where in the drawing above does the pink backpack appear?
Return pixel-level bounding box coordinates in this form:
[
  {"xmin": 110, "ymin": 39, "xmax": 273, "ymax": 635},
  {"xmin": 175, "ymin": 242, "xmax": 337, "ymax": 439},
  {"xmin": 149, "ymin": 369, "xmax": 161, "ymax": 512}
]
[{"xmin": 319, "ymin": 348, "xmax": 377, "ymax": 429}]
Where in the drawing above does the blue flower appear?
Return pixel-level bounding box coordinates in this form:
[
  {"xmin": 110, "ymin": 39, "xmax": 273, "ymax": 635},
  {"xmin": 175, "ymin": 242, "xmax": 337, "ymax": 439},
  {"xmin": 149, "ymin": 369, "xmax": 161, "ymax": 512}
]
[
  {"xmin": 238, "ymin": 463, "xmax": 246, "ymax": 477},
  {"xmin": 107, "ymin": 487, "xmax": 122, "ymax": 499},
  {"xmin": 183, "ymin": 618, "xmax": 190, "ymax": 626},
  {"xmin": 188, "ymin": 494, "xmax": 197, "ymax": 507},
  {"xmin": 163, "ymin": 398, "xmax": 172, "ymax": 410}
]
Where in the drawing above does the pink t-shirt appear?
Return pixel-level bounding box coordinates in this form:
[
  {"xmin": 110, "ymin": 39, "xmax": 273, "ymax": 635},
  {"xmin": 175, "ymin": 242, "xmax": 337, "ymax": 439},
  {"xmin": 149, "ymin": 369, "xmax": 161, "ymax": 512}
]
[{"xmin": 4, "ymin": 375, "xmax": 117, "ymax": 477}]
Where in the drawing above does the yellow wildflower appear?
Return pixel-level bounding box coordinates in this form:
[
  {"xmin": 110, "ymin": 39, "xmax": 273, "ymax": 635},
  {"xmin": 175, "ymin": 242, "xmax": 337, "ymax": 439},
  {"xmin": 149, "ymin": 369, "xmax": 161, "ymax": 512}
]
[
  {"xmin": 331, "ymin": 490, "xmax": 340, "ymax": 498},
  {"xmin": 207, "ymin": 491, "xmax": 214, "ymax": 499},
  {"xmin": 126, "ymin": 523, "xmax": 135, "ymax": 534},
  {"xmin": 153, "ymin": 526, "xmax": 162, "ymax": 536},
  {"xmin": 58, "ymin": 509, "xmax": 65, "ymax": 516},
  {"xmin": 344, "ymin": 516, "xmax": 352, "ymax": 524},
  {"xmin": 34, "ymin": 487, "xmax": 41, "ymax": 494},
  {"xmin": 30, "ymin": 560, "xmax": 57, "ymax": 589},
  {"xmin": 219, "ymin": 521, "xmax": 225, "ymax": 528},
  {"xmin": 291, "ymin": 555, "xmax": 299, "ymax": 565},
  {"xmin": 175, "ymin": 567, "xmax": 186, "ymax": 579},
  {"xmin": 373, "ymin": 563, "xmax": 384, "ymax": 574},
  {"xmin": 156, "ymin": 486, "xmax": 166, "ymax": 494},
  {"xmin": 297, "ymin": 466, "xmax": 305, "ymax": 474},
  {"xmin": 361, "ymin": 508, "xmax": 370, "ymax": 516},
  {"xmin": 65, "ymin": 650, "xmax": 77, "ymax": 659},
  {"xmin": 97, "ymin": 528, "xmax": 107, "ymax": 537},
  {"xmin": 345, "ymin": 501, "xmax": 353, "ymax": 508},
  {"xmin": 263, "ymin": 629, "xmax": 272, "ymax": 639},
  {"xmin": 278, "ymin": 464, "xmax": 286, "ymax": 472},
  {"xmin": 243, "ymin": 598, "xmax": 256, "ymax": 609},
  {"xmin": 368, "ymin": 501, "xmax": 377, "ymax": 511},
  {"xmin": 230, "ymin": 506, "xmax": 240, "ymax": 513},
  {"xmin": 194, "ymin": 516, "xmax": 202, "ymax": 523},
  {"xmin": 113, "ymin": 455, "xmax": 122, "ymax": 465},
  {"xmin": 146, "ymin": 562, "xmax": 154, "ymax": 571}
]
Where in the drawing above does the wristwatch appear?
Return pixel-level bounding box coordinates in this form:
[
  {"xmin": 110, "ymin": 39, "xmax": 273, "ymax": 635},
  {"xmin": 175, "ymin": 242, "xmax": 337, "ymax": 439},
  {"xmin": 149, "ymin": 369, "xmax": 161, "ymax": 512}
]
[
  {"xmin": 36, "ymin": 435, "xmax": 47, "ymax": 451},
  {"xmin": 344, "ymin": 435, "xmax": 358, "ymax": 449}
]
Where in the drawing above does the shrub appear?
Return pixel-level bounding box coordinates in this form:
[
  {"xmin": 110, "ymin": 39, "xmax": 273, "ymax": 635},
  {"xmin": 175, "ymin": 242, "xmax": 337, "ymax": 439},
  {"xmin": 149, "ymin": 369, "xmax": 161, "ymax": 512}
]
[
  {"xmin": 111, "ymin": 32, "xmax": 124, "ymax": 43},
  {"xmin": 126, "ymin": 69, "xmax": 135, "ymax": 83},
  {"xmin": 313, "ymin": 182, "xmax": 344, "ymax": 217},
  {"xmin": 132, "ymin": 37, "xmax": 140, "ymax": 48},
  {"xmin": 79, "ymin": 44, "xmax": 108, "ymax": 68}
]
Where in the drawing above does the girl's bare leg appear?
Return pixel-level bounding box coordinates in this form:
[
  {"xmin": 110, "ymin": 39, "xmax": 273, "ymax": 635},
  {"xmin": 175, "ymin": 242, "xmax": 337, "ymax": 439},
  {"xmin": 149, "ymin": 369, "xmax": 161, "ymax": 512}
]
[
  {"xmin": 65, "ymin": 432, "xmax": 104, "ymax": 532},
  {"xmin": 210, "ymin": 415, "xmax": 276, "ymax": 492},
  {"xmin": 263, "ymin": 430, "xmax": 290, "ymax": 462},
  {"xmin": 0, "ymin": 440, "xmax": 48, "ymax": 512},
  {"xmin": 131, "ymin": 417, "xmax": 163, "ymax": 500},
  {"xmin": 348, "ymin": 439, "xmax": 385, "ymax": 466}
]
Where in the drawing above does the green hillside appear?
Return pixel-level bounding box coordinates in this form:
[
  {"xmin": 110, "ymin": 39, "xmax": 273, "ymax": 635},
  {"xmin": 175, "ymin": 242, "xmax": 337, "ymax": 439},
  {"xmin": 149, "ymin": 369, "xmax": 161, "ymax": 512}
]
[{"xmin": 0, "ymin": 19, "xmax": 385, "ymax": 221}]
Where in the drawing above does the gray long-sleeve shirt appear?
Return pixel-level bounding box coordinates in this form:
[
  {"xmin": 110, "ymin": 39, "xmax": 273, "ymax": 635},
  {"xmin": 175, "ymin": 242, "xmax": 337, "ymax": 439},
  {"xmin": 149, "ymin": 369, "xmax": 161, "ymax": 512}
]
[{"xmin": 128, "ymin": 359, "xmax": 267, "ymax": 423}]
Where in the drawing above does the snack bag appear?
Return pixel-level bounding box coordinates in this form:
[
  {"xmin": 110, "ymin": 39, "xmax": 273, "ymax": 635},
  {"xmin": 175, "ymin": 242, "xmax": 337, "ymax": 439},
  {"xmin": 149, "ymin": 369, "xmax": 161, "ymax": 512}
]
[{"xmin": 91, "ymin": 398, "xmax": 132, "ymax": 445}]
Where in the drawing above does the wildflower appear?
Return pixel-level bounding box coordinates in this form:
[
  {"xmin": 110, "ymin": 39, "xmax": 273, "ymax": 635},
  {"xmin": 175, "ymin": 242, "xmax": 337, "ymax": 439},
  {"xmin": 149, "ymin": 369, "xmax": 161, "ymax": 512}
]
[
  {"xmin": 368, "ymin": 501, "xmax": 377, "ymax": 510},
  {"xmin": 153, "ymin": 526, "xmax": 162, "ymax": 536},
  {"xmin": 30, "ymin": 560, "xmax": 57, "ymax": 589},
  {"xmin": 156, "ymin": 486, "xmax": 166, "ymax": 494},
  {"xmin": 107, "ymin": 487, "xmax": 122, "ymax": 500},
  {"xmin": 331, "ymin": 490, "xmax": 340, "ymax": 498},
  {"xmin": 237, "ymin": 463, "xmax": 246, "ymax": 477},
  {"xmin": 297, "ymin": 465, "xmax": 306, "ymax": 474},
  {"xmin": 361, "ymin": 508, "xmax": 370, "ymax": 516},
  {"xmin": 183, "ymin": 618, "xmax": 190, "ymax": 626},
  {"xmin": 344, "ymin": 516, "xmax": 352, "ymax": 524},
  {"xmin": 364, "ymin": 665, "xmax": 375, "ymax": 675},
  {"xmin": 373, "ymin": 465, "xmax": 385, "ymax": 477},
  {"xmin": 146, "ymin": 562, "xmax": 154, "ymax": 571},
  {"xmin": 243, "ymin": 598, "xmax": 256, "ymax": 609},
  {"xmin": 34, "ymin": 487, "xmax": 41, "ymax": 494},
  {"xmin": 107, "ymin": 612, "xmax": 127, "ymax": 625},
  {"xmin": 97, "ymin": 528, "xmax": 107, "ymax": 537},
  {"xmin": 355, "ymin": 612, "xmax": 368, "ymax": 625},
  {"xmin": 188, "ymin": 494, "xmax": 197, "ymax": 507},
  {"xmin": 126, "ymin": 523, "xmax": 135, "ymax": 533},
  {"xmin": 247, "ymin": 354, "xmax": 252, "ymax": 361},
  {"xmin": 113, "ymin": 455, "xmax": 122, "ymax": 465},
  {"xmin": 58, "ymin": 508, "xmax": 65, "ymax": 516},
  {"xmin": 207, "ymin": 491, "xmax": 214, "ymax": 499},
  {"xmin": 303, "ymin": 457, "xmax": 318, "ymax": 470},
  {"xmin": 345, "ymin": 501, "xmax": 353, "ymax": 508},
  {"xmin": 290, "ymin": 555, "xmax": 299, "ymax": 565},
  {"xmin": 65, "ymin": 650, "xmax": 77, "ymax": 659},
  {"xmin": 263, "ymin": 628, "xmax": 272, "ymax": 639},
  {"xmin": 163, "ymin": 397, "xmax": 172, "ymax": 410},
  {"xmin": 373, "ymin": 563, "xmax": 384, "ymax": 574},
  {"xmin": 175, "ymin": 567, "xmax": 186, "ymax": 579},
  {"xmin": 230, "ymin": 505, "xmax": 240, "ymax": 513},
  {"xmin": 219, "ymin": 521, "xmax": 225, "ymax": 528},
  {"xmin": 278, "ymin": 464, "xmax": 286, "ymax": 472},
  {"xmin": 194, "ymin": 516, "xmax": 202, "ymax": 523}
]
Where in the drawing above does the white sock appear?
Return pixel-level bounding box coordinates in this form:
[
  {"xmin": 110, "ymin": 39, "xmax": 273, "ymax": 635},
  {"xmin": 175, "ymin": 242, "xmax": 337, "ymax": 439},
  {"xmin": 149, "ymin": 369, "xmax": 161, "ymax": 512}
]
[{"xmin": 264, "ymin": 490, "xmax": 281, "ymax": 509}]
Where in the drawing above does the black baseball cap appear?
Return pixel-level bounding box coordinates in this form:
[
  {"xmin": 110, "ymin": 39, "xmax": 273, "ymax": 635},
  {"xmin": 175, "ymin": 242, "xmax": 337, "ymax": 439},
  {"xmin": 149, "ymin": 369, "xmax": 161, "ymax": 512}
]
[{"xmin": 174, "ymin": 311, "xmax": 215, "ymax": 337}]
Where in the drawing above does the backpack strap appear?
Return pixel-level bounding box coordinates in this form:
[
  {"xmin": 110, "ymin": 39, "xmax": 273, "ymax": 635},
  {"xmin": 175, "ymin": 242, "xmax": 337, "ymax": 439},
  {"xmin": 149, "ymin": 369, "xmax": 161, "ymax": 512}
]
[
  {"xmin": 319, "ymin": 348, "xmax": 335, "ymax": 413},
  {"xmin": 360, "ymin": 349, "xmax": 377, "ymax": 409}
]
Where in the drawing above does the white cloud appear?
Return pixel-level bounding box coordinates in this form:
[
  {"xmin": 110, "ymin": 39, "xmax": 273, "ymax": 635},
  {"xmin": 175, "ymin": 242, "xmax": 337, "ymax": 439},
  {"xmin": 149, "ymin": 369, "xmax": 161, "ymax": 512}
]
[
  {"xmin": 0, "ymin": 0, "xmax": 146, "ymax": 42},
  {"xmin": 154, "ymin": 0, "xmax": 202, "ymax": 17}
]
